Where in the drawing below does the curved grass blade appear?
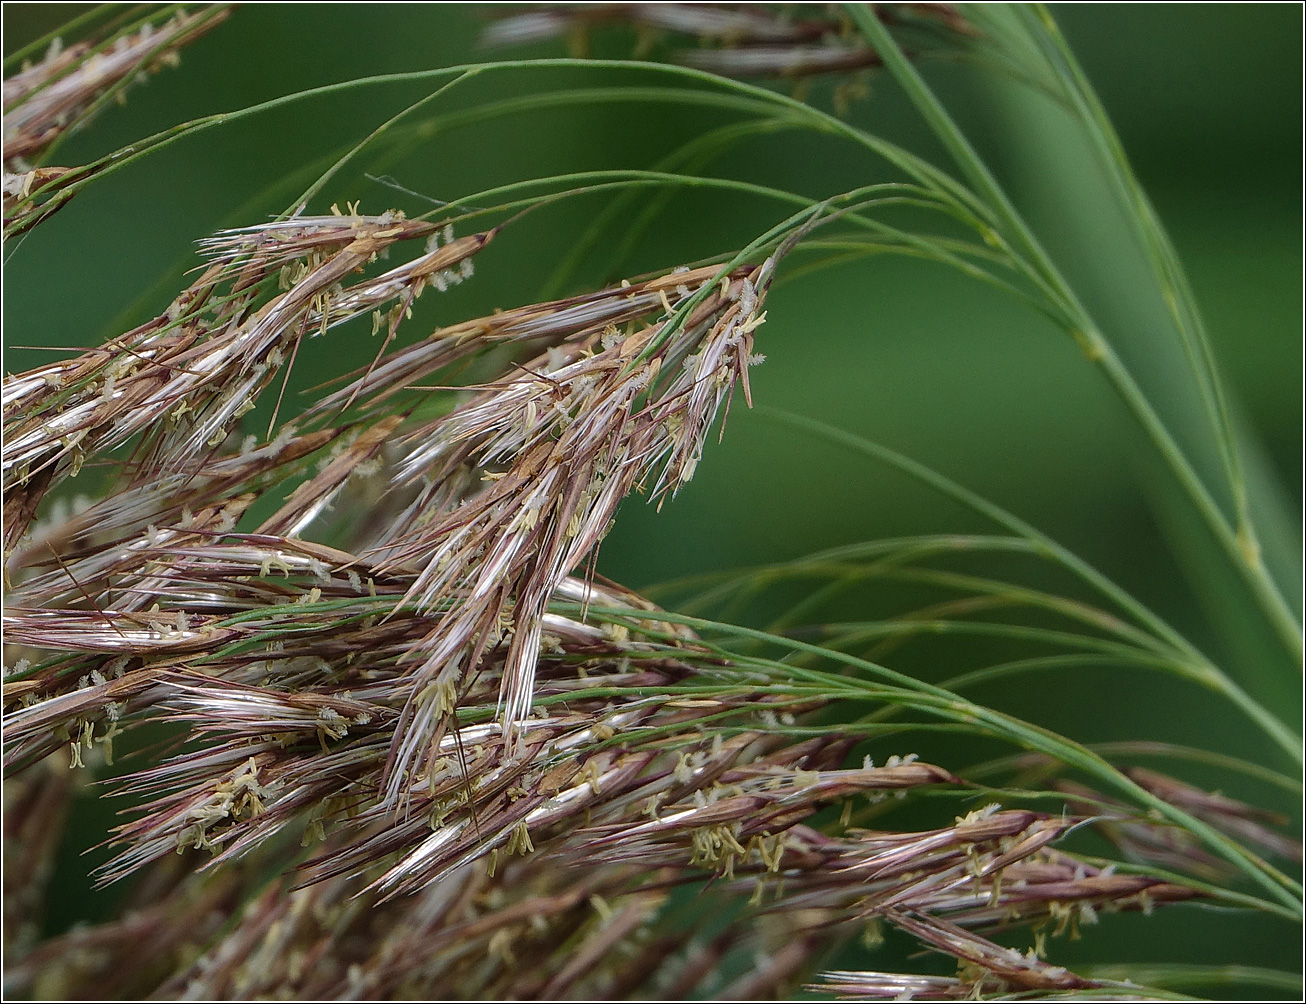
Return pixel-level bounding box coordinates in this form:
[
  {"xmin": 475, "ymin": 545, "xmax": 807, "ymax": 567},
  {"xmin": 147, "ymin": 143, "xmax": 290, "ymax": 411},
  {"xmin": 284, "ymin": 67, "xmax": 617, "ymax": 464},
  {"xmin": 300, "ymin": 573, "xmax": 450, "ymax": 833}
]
[
  {"xmin": 756, "ymin": 407, "xmax": 1300, "ymax": 762},
  {"xmin": 848, "ymin": 2, "xmax": 1302, "ymax": 669}
]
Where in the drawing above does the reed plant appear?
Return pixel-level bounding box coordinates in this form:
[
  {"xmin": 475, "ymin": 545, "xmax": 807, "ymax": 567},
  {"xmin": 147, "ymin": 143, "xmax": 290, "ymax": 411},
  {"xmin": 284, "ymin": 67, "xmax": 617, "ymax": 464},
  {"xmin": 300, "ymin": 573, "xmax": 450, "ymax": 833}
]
[{"xmin": 2, "ymin": 4, "xmax": 1300, "ymax": 1000}]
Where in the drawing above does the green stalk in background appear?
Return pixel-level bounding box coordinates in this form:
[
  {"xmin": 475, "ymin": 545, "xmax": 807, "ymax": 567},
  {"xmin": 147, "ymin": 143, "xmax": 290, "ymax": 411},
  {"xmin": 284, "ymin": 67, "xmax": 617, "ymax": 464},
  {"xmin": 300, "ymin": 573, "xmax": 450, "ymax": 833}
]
[{"xmin": 847, "ymin": 4, "xmax": 1302, "ymax": 702}]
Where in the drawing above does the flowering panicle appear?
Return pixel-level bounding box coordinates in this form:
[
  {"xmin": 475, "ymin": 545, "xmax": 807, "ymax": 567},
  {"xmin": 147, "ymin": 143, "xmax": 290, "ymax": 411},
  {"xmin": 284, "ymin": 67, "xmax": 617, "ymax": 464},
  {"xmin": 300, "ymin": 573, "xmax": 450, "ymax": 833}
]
[
  {"xmin": 3, "ymin": 8, "xmax": 230, "ymax": 169},
  {"xmin": 3, "ymin": 6, "xmax": 232, "ymax": 236},
  {"xmin": 305, "ymin": 262, "xmax": 738, "ymax": 418},
  {"xmin": 817, "ymin": 968, "xmax": 1168, "ymax": 1002},
  {"xmin": 814, "ymin": 910, "xmax": 1106, "ymax": 999},
  {"xmin": 769, "ymin": 810, "xmax": 1198, "ymax": 926},
  {"xmin": 7, "ymin": 424, "xmax": 338, "ymax": 578},
  {"xmin": 1055, "ymin": 771, "xmax": 1301, "ymax": 880},
  {"xmin": 1121, "ymin": 766, "xmax": 1302, "ymax": 863},
  {"xmin": 4, "ymin": 5, "xmax": 1293, "ymax": 999},
  {"xmin": 2, "ymin": 211, "xmax": 487, "ymax": 555},
  {"xmin": 3, "ymin": 194, "xmax": 1275, "ymax": 1004},
  {"xmin": 350, "ymin": 258, "xmax": 776, "ymax": 805},
  {"xmin": 482, "ymin": 4, "xmax": 973, "ymax": 85},
  {"xmin": 583, "ymin": 756, "xmax": 958, "ymax": 871}
]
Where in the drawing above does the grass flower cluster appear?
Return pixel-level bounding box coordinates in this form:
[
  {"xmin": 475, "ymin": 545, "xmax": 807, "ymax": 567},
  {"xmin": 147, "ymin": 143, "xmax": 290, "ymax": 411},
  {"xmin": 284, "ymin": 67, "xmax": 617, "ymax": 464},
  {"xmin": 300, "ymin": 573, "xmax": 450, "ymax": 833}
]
[{"xmin": 2, "ymin": 3, "xmax": 1300, "ymax": 1001}]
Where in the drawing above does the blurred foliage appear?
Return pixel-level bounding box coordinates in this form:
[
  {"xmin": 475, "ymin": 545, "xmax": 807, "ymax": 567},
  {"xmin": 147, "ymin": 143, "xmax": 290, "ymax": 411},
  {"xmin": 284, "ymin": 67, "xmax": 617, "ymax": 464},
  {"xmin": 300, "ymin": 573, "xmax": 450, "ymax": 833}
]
[{"xmin": 3, "ymin": 2, "xmax": 1300, "ymax": 997}]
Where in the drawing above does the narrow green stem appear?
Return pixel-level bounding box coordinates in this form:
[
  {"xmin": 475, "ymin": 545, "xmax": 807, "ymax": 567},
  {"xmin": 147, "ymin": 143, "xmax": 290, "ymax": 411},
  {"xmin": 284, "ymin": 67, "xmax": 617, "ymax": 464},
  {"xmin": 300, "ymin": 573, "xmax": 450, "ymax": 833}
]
[
  {"xmin": 285, "ymin": 69, "xmax": 482, "ymax": 218},
  {"xmin": 758, "ymin": 408, "xmax": 1302, "ymax": 762},
  {"xmin": 845, "ymin": 3, "xmax": 1302, "ymax": 669},
  {"xmin": 1014, "ymin": 4, "xmax": 1252, "ymax": 539}
]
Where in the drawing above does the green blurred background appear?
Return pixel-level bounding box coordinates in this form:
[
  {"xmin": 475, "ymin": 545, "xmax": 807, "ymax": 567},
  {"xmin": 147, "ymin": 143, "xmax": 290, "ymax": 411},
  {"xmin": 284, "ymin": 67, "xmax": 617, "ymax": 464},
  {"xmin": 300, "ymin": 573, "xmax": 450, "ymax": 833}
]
[{"xmin": 4, "ymin": 3, "xmax": 1301, "ymax": 996}]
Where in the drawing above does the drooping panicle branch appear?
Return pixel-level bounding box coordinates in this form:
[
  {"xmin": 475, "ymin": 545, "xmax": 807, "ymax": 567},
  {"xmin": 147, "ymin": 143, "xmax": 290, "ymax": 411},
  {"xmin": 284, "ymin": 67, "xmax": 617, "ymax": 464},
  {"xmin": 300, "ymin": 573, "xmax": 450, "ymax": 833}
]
[{"xmin": 3, "ymin": 6, "xmax": 233, "ymax": 236}]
